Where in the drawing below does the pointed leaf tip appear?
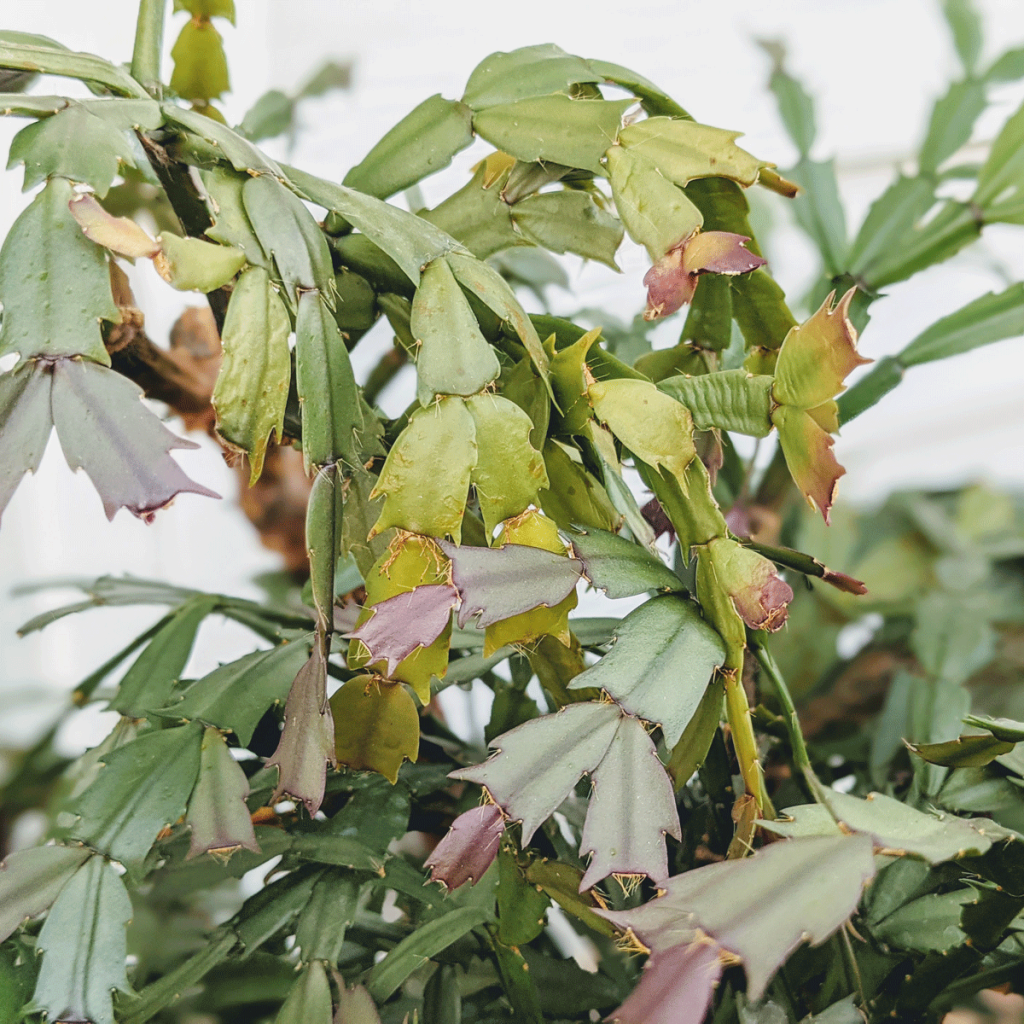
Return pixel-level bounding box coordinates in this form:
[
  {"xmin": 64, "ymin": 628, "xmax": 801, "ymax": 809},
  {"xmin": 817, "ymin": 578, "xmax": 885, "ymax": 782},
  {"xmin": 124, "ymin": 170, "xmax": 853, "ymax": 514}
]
[
  {"xmin": 51, "ymin": 360, "xmax": 219, "ymax": 522},
  {"xmin": 579, "ymin": 715, "xmax": 681, "ymax": 891},
  {"xmin": 268, "ymin": 640, "xmax": 336, "ymax": 815},
  {"xmin": 439, "ymin": 539, "xmax": 583, "ymax": 630},
  {"xmin": 424, "ymin": 803, "xmax": 505, "ymax": 891}
]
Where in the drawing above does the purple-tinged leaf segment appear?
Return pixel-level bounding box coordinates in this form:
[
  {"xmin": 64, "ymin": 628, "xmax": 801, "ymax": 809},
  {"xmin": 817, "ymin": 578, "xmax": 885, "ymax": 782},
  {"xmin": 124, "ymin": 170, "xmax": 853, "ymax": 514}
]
[
  {"xmin": 607, "ymin": 941, "xmax": 723, "ymax": 1024},
  {"xmin": 600, "ymin": 835, "xmax": 876, "ymax": 1000},
  {"xmin": 0, "ymin": 845, "xmax": 92, "ymax": 944},
  {"xmin": 424, "ymin": 803, "xmax": 505, "ymax": 891},
  {"xmin": 32, "ymin": 853, "xmax": 132, "ymax": 1024},
  {"xmin": 644, "ymin": 231, "xmax": 766, "ymax": 321},
  {"xmin": 0, "ymin": 360, "xmax": 53, "ymax": 523},
  {"xmin": 579, "ymin": 715, "xmax": 681, "ymax": 891},
  {"xmin": 333, "ymin": 981, "xmax": 383, "ymax": 1024},
  {"xmin": 345, "ymin": 584, "xmax": 458, "ymax": 677},
  {"xmin": 186, "ymin": 727, "xmax": 260, "ymax": 860},
  {"xmin": 438, "ymin": 539, "xmax": 583, "ymax": 629},
  {"xmin": 268, "ymin": 638, "xmax": 337, "ymax": 815},
  {"xmin": 450, "ymin": 701, "xmax": 621, "ymax": 844},
  {"xmin": 698, "ymin": 537, "xmax": 793, "ymax": 634},
  {"xmin": 50, "ymin": 359, "xmax": 219, "ymax": 522},
  {"xmin": 570, "ymin": 595, "xmax": 725, "ymax": 748}
]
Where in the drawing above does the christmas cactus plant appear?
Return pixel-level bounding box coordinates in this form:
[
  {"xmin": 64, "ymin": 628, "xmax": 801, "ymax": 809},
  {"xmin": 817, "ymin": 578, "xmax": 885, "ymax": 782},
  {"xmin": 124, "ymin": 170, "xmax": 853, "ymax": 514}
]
[{"xmin": 2, "ymin": 1, "xmax": 1024, "ymax": 1022}]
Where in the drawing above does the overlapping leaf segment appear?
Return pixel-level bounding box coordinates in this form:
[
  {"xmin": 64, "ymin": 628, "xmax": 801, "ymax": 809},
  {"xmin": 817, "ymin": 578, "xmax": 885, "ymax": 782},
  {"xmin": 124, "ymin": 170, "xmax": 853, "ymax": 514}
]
[{"xmin": 0, "ymin": 29, "xmax": 880, "ymax": 1024}]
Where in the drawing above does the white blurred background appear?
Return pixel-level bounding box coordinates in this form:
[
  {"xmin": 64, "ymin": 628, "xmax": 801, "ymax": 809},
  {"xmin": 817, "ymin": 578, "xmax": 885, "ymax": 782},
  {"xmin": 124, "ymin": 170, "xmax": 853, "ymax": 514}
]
[{"xmin": 1, "ymin": 0, "xmax": 1023, "ymax": 759}]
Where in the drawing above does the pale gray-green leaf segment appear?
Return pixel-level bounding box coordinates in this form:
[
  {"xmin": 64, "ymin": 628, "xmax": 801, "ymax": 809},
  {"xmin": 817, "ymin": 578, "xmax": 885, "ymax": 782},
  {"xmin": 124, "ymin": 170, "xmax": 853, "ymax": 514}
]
[
  {"xmin": 600, "ymin": 834, "xmax": 876, "ymax": 1000},
  {"xmin": 32, "ymin": 855, "xmax": 133, "ymax": 1024},
  {"xmin": 0, "ymin": 359, "xmax": 53, "ymax": 522},
  {"xmin": 579, "ymin": 715, "xmax": 681, "ymax": 890},
  {"xmin": 570, "ymin": 595, "xmax": 725, "ymax": 747},
  {"xmin": 451, "ymin": 701, "xmax": 621, "ymax": 843},
  {"xmin": 569, "ymin": 525, "xmax": 683, "ymax": 598},
  {"xmin": 0, "ymin": 844, "xmax": 92, "ymax": 943}
]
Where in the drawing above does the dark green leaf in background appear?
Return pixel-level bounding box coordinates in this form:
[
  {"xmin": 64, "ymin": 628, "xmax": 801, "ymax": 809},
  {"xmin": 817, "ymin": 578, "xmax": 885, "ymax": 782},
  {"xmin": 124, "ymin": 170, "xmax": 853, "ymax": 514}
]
[
  {"xmin": 272, "ymin": 959, "xmax": 332, "ymax": 1024},
  {"xmin": 344, "ymin": 93, "xmax": 474, "ymax": 199},
  {"xmin": 111, "ymin": 594, "xmax": 217, "ymax": 716},
  {"xmin": 294, "ymin": 869, "xmax": 361, "ymax": 965},
  {"xmin": 157, "ymin": 639, "xmax": 308, "ymax": 745}
]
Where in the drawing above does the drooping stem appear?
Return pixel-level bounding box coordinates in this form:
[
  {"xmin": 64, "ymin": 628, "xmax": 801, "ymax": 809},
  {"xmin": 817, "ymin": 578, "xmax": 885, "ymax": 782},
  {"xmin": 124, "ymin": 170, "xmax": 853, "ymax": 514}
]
[
  {"xmin": 131, "ymin": 0, "xmax": 167, "ymax": 97},
  {"xmin": 723, "ymin": 670, "xmax": 774, "ymax": 817},
  {"xmin": 750, "ymin": 633, "xmax": 813, "ymax": 779}
]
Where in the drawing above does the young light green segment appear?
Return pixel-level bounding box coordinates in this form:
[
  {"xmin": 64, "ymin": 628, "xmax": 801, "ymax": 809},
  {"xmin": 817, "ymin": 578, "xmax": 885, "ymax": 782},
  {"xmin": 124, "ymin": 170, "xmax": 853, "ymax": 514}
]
[
  {"xmin": 212, "ymin": 266, "xmax": 290, "ymax": 485},
  {"xmin": 156, "ymin": 231, "xmax": 246, "ymax": 292},
  {"xmin": 466, "ymin": 394, "xmax": 549, "ymax": 537},
  {"xmin": 605, "ymin": 145, "xmax": 702, "ymax": 259},
  {"xmin": 473, "ymin": 94, "xmax": 634, "ymax": 175},
  {"xmin": 371, "ymin": 397, "xmax": 478, "ymax": 542},
  {"xmin": 618, "ymin": 116, "xmax": 767, "ymax": 188},
  {"xmin": 411, "ymin": 257, "xmax": 500, "ymax": 406},
  {"xmin": 0, "ymin": 177, "xmax": 118, "ymax": 365}
]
